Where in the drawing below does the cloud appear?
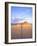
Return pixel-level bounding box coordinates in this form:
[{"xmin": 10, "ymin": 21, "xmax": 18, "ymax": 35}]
[
  {"xmin": 25, "ymin": 17, "xmax": 32, "ymax": 23},
  {"xmin": 11, "ymin": 17, "xmax": 32, "ymax": 24}
]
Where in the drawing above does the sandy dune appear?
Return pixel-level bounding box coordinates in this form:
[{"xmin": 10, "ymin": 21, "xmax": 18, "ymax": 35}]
[{"xmin": 11, "ymin": 22, "xmax": 32, "ymax": 39}]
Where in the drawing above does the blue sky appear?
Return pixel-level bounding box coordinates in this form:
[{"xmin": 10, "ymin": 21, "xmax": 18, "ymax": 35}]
[{"xmin": 11, "ymin": 6, "xmax": 32, "ymax": 24}]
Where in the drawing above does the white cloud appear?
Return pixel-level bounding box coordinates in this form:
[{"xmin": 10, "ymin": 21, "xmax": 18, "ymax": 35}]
[{"xmin": 18, "ymin": 17, "xmax": 32, "ymax": 23}]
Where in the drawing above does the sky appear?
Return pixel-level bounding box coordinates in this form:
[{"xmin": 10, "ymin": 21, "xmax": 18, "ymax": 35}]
[{"xmin": 11, "ymin": 6, "xmax": 32, "ymax": 24}]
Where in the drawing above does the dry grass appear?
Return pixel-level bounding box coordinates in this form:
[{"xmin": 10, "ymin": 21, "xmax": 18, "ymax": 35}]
[{"xmin": 11, "ymin": 22, "xmax": 32, "ymax": 39}]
